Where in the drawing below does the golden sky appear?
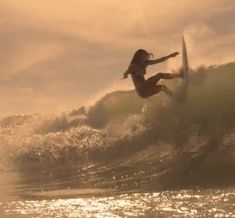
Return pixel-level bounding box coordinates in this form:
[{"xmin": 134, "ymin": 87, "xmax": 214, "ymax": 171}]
[{"xmin": 0, "ymin": 0, "xmax": 235, "ymax": 117}]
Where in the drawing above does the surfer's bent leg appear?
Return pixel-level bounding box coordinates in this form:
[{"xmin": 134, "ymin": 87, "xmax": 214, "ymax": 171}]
[{"xmin": 146, "ymin": 73, "xmax": 181, "ymax": 87}]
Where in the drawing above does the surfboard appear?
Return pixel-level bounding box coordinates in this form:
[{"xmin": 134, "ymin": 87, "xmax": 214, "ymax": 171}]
[
  {"xmin": 182, "ymin": 35, "xmax": 189, "ymax": 80},
  {"xmin": 175, "ymin": 35, "xmax": 190, "ymax": 101}
]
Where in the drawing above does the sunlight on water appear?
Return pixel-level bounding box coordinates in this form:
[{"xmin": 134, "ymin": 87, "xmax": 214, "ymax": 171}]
[{"xmin": 2, "ymin": 189, "xmax": 235, "ymax": 218}]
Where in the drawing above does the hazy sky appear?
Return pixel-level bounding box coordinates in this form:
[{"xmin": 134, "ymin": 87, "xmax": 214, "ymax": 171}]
[{"xmin": 0, "ymin": 0, "xmax": 235, "ymax": 117}]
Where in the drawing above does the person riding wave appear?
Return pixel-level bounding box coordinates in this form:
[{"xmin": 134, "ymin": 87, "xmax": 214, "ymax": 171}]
[{"xmin": 122, "ymin": 49, "xmax": 183, "ymax": 98}]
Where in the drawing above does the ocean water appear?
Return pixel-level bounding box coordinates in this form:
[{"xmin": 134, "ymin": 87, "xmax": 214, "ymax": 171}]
[
  {"xmin": 1, "ymin": 176, "xmax": 235, "ymax": 218},
  {"xmin": 0, "ymin": 63, "xmax": 235, "ymax": 217}
]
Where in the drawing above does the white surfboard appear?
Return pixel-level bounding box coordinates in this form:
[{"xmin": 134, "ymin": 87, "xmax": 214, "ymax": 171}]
[
  {"xmin": 175, "ymin": 35, "xmax": 190, "ymax": 101},
  {"xmin": 182, "ymin": 35, "xmax": 189, "ymax": 80}
]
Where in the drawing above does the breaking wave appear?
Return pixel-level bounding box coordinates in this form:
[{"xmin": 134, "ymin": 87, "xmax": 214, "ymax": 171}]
[{"xmin": 0, "ymin": 63, "xmax": 235, "ymax": 191}]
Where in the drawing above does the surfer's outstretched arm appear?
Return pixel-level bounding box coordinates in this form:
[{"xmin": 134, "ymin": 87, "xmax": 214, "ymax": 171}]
[{"xmin": 147, "ymin": 52, "xmax": 179, "ymax": 65}]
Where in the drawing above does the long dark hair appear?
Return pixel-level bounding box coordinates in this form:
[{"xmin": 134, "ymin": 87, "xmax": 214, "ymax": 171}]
[{"xmin": 130, "ymin": 49, "xmax": 153, "ymax": 65}]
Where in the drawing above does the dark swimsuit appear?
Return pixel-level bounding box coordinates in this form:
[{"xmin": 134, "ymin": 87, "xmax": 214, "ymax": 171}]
[{"xmin": 131, "ymin": 68, "xmax": 160, "ymax": 99}]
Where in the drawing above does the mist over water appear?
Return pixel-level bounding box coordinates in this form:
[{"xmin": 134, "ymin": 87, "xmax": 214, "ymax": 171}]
[{"xmin": 0, "ymin": 62, "xmax": 235, "ymax": 217}]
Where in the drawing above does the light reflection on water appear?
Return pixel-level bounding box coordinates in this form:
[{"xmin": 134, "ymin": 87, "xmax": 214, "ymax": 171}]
[{"xmin": 2, "ymin": 189, "xmax": 235, "ymax": 218}]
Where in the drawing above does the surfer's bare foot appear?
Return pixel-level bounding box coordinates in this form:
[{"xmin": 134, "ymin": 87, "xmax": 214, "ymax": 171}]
[
  {"xmin": 161, "ymin": 85, "xmax": 173, "ymax": 97},
  {"xmin": 165, "ymin": 89, "xmax": 174, "ymax": 97}
]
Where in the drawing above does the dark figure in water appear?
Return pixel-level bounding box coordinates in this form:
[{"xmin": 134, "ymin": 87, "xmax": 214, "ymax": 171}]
[{"xmin": 122, "ymin": 49, "xmax": 183, "ymax": 98}]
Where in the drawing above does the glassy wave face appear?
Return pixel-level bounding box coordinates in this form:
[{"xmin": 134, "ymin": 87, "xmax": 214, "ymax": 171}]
[{"xmin": 0, "ymin": 63, "xmax": 235, "ymax": 195}]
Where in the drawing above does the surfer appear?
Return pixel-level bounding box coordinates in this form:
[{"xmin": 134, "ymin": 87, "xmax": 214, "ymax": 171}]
[{"xmin": 122, "ymin": 49, "xmax": 183, "ymax": 98}]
